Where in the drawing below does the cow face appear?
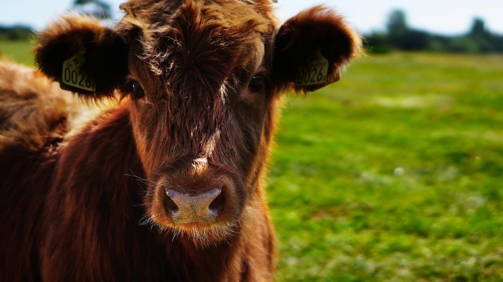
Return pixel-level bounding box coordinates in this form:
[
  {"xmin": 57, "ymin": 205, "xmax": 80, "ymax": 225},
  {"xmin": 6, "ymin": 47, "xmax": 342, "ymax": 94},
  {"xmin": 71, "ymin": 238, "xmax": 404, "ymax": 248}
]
[{"xmin": 35, "ymin": 0, "xmax": 361, "ymax": 245}]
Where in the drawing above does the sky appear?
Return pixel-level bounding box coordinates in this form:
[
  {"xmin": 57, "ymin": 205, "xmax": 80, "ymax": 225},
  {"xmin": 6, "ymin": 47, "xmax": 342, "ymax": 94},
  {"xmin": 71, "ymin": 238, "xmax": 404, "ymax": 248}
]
[{"xmin": 1, "ymin": 0, "xmax": 502, "ymax": 35}]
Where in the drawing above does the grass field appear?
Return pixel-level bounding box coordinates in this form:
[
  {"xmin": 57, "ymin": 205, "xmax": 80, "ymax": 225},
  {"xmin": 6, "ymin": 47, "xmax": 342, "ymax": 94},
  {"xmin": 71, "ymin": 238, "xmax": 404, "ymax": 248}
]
[
  {"xmin": 0, "ymin": 40, "xmax": 35, "ymax": 66},
  {"xmin": 2, "ymin": 40, "xmax": 503, "ymax": 281}
]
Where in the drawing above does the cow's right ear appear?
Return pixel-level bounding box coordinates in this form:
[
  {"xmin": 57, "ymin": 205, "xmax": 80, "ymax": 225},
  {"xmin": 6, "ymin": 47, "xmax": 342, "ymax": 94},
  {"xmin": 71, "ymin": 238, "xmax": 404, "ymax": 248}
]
[{"xmin": 35, "ymin": 15, "xmax": 129, "ymax": 99}]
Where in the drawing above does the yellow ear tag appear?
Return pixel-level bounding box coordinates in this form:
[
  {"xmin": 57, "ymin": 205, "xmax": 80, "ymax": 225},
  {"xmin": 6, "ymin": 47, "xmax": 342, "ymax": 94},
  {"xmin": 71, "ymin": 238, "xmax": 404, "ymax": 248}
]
[
  {"xmin": 295, "ymin": 50, "xmax": 330, "ymax": 86},
  {"xmin": 61, "ymin": 52, "xmax": 96, "ymax": 91}
]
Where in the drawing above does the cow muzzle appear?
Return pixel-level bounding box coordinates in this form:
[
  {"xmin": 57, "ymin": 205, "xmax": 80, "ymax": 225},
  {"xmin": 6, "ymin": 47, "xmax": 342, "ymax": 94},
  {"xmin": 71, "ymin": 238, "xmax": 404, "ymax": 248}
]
[
  {"xmin": 165, "ymin": 186, "xmax": 224, "ymax": 224},
  {"xmin": 152, "ymin": 172, "xmax": 244, "ymax": 231}
]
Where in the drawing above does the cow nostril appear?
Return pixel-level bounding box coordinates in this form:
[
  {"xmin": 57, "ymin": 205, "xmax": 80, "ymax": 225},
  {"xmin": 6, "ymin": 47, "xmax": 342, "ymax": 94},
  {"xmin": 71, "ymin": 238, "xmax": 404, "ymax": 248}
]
[
  {"xmin": 164, "ymin": 190, "xmax": 179, "ymax": 215},
  {"xmin": 208, "ymin": 189, "xmax": 225, "ymax": 216}
]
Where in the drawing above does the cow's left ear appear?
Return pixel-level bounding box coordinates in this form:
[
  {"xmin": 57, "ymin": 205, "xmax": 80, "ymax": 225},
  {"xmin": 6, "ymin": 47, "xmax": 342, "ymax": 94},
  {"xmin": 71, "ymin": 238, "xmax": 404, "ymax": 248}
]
[
  {"xmin": 271, "ymin": 6, "xmax": 362, "ymax": 93},
  {"xmin": 35, "ymin": 15, "xmax": 129, "ymax": 99}
]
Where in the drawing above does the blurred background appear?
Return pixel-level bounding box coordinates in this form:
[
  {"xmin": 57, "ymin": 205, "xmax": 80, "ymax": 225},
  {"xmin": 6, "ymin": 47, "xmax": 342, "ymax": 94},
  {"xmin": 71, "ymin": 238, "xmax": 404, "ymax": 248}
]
[
  {"xmin": 1, "ymin": 0, "xmax": 503, "ymax": 53},
  {"xmin": 1, "ymin": 0, "xmax": 503, "ymax": 281}
]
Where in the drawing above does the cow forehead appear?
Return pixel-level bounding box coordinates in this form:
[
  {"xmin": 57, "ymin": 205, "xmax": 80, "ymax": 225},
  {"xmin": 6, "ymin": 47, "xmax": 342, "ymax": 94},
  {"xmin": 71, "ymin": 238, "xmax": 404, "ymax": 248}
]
[
  {"xmin": 118, "ymin": 1, "xmax": 275, "ymax": 69},
  {"xmin": 117, "ymin": 0, "xmax": 276, "ymax": 96},
  {"xmin": 118, "ymin": 0, "xmax": 277, "ymax": 23}
]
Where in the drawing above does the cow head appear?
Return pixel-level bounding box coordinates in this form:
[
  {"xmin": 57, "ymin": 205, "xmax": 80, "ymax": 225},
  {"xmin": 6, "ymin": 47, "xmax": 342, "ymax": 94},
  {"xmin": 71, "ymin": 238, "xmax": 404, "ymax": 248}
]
[{"xmin": 35, "ymin": 0, "xmax": 361, "ymax": 246}]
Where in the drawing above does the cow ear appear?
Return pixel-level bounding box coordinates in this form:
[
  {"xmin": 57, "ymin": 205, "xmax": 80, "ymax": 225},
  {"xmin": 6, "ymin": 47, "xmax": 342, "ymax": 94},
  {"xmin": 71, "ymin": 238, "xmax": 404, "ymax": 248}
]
[
  {"xmin": 271, "ymin": 6, "xmax": 362, "ymax": 93},
  {"xmin": 35, "ymin": 15, "xmax": 129, "ymax": 99}
]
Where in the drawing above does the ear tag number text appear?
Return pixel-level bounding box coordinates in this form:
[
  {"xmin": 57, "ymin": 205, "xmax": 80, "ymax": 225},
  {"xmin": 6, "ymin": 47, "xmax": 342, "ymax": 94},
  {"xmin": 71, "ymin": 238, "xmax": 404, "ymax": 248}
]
[
  {"xmin": 295, "ymin": 50, "xmax": 329, "ymax": 86},
  {"xmin": 62, "ymin": 52, "xmax": 96, "ymax": 91}
]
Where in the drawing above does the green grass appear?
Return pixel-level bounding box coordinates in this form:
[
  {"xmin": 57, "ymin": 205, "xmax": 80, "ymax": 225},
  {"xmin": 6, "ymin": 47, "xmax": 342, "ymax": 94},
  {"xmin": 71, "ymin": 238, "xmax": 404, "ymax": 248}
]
[
  {"xmin": 0, "ymin": 40, "xmax": 35, "ymax": 66},
  {"xmin": 3, "ymin": 41, "xmax": 503, "ymax": 281},
  {"xmin": 270, "ymin": 53, "xmax": 503, "ymax": 281}
]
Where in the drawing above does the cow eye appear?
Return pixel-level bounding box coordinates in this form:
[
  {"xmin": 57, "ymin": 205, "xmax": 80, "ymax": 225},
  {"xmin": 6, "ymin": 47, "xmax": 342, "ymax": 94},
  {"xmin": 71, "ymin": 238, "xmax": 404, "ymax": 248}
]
[
  {"xmin": 248, "ymin": 75, "xmax": 262, "ymax": 89},
  {"xmin": 131, "ymin": 81, "xmax": 145, "ymax": 98}
]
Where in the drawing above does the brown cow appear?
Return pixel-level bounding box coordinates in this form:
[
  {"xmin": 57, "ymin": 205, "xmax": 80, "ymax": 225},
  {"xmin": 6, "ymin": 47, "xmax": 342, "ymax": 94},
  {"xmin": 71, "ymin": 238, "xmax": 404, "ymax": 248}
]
[{"xmin": 0, "ymin": 0, "xmax": 361, "ymax": 281}]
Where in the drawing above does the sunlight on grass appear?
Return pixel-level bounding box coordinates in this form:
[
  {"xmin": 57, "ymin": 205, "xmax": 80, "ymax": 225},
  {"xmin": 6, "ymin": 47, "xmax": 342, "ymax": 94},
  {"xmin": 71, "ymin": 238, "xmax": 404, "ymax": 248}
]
[{"xmin": 372, "ymin": 94, "xmax": 453, "ymax": 109}]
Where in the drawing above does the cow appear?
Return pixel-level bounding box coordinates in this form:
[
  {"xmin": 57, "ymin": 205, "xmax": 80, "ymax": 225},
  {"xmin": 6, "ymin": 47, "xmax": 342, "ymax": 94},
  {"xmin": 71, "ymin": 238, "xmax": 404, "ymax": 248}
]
[{"xmin": 0, "ymin": 0, "xmax": 361, "ymax": 281}]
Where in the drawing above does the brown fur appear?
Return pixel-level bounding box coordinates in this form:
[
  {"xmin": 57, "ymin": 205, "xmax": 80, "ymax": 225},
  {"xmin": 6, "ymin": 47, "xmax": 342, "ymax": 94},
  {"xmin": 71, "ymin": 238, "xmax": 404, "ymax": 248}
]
[{"xmin": 0, "ymin": 0, "xmax": 361, "ymax": 281}]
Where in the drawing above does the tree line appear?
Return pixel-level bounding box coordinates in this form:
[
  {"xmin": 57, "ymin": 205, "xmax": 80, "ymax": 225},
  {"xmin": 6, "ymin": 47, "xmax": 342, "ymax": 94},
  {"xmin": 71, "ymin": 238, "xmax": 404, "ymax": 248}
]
[
  {"xmin": 2, "ymin": 6, "xmax": 502, "ymax": 54},
  {"xmin": 0, "ymin": 25, "xmax": 33, "ymax": 40},
  {"xmin": 366, "ymin": 10, "xmax": 503, "ymax": 53}
]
